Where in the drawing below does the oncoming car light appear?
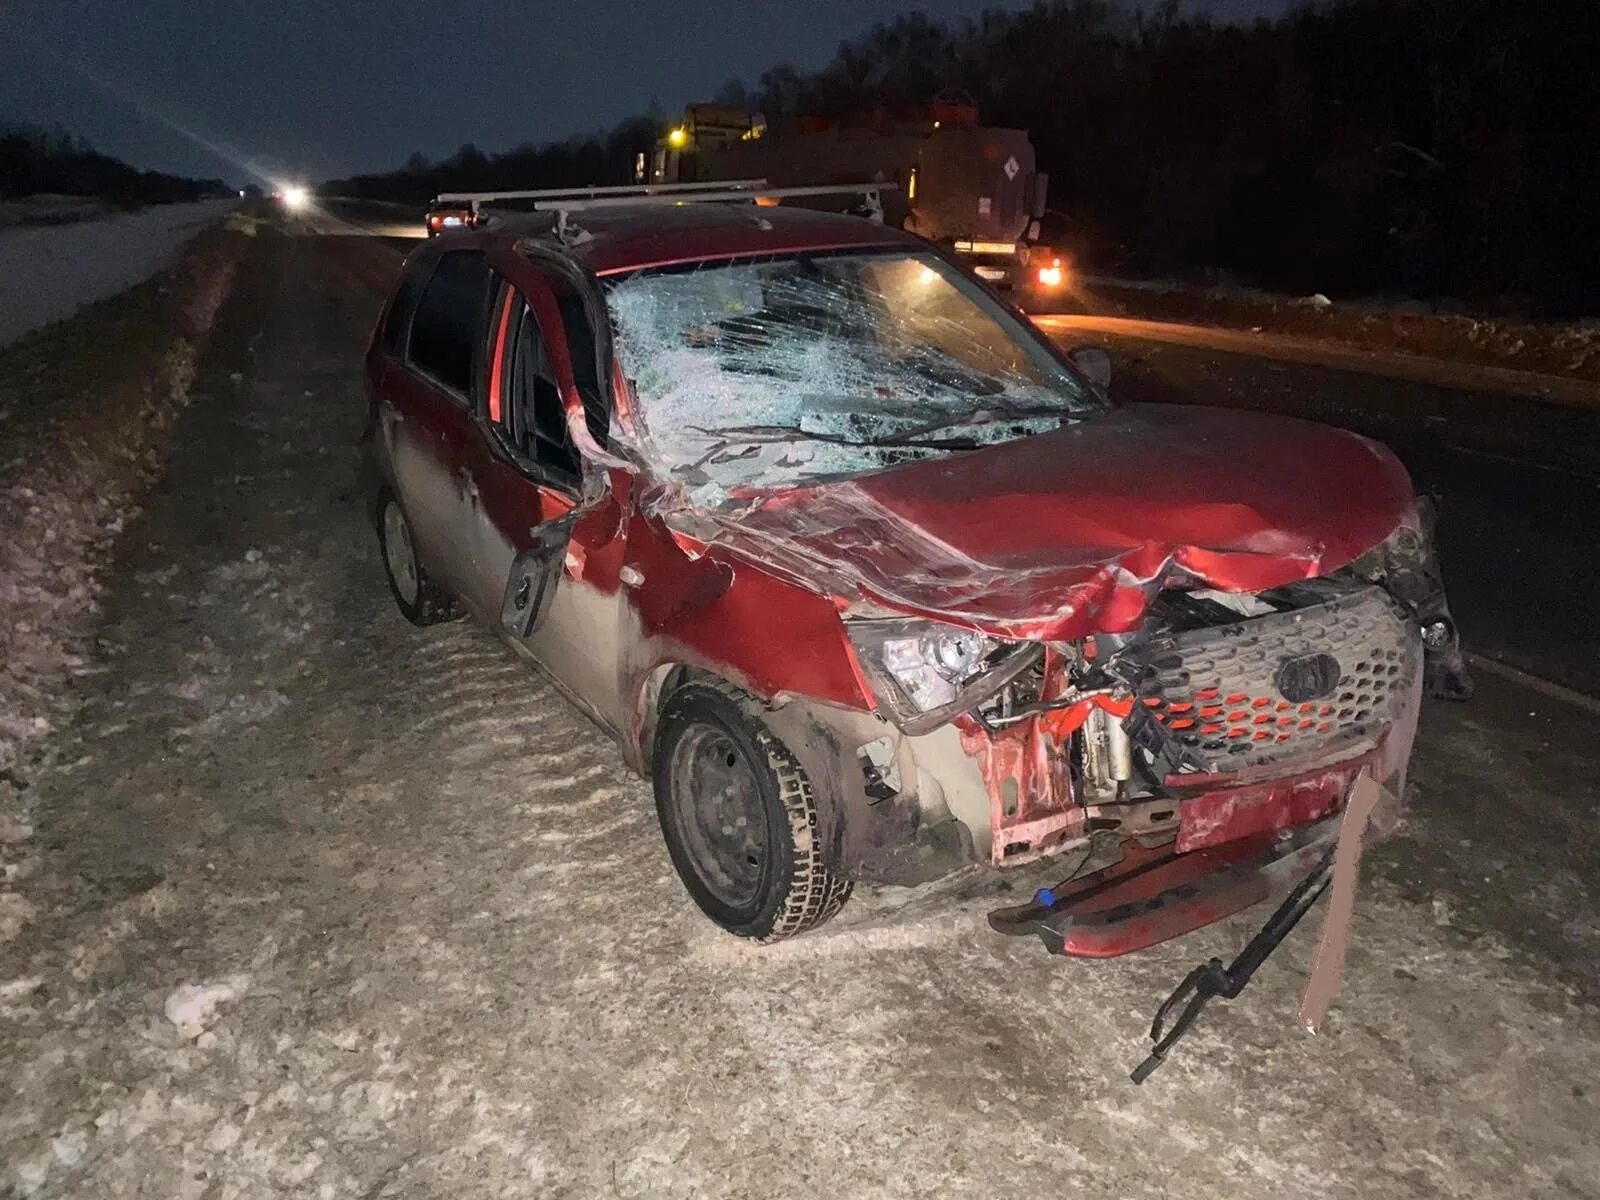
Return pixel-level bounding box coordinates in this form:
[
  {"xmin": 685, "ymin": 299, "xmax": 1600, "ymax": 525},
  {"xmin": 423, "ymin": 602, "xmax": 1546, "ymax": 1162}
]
[
  {"xmin": 281, "ymin": 185, "xmax": 310, "ymax": 211},
  {"xmin": 1037, "ymin": 263, "xmax": 1064, "ymax": 288},
  {"xmin": 847, "ymin": 618, "xmax": 1040, "ymax": 734}
]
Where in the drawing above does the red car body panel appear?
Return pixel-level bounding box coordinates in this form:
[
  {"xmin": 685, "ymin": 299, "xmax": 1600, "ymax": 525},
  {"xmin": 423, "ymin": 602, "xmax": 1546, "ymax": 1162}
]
[
  {"xmin": 619, "ymin": 508, "xmax": 870, "ymax": 712},
  {"xmin": 706, "ymin": 403, "xmax": 1416, "ymax": 641}
]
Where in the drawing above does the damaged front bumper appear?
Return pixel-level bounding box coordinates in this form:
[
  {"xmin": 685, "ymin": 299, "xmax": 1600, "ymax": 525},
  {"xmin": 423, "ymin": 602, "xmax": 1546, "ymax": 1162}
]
[
  {"xmin": 806, "ymin": 577, "xmax": 1432, "ymax": 912},
  {"xmin": 984, "ymin": 751, "xmax": 1400, "ymax": 958}
]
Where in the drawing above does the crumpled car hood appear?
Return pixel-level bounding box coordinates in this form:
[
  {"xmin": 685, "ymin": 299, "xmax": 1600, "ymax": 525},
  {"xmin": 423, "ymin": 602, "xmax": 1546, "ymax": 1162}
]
[{"xmin": 704, "ymin": 403, "xmax": 1416, "ymax": 640}]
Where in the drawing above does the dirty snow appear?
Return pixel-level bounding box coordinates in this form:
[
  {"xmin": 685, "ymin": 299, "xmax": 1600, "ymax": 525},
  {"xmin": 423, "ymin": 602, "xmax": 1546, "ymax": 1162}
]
[
  {"xmin": 164, "ymin": 977, "xmax": 251, "ymax": 1039},
  {"xmin": 0, "ymin": 223, "xmax": 240, "ymax": 986},
  {"xmin": 0, "ymin": 199, "xmax": 234, "ymax": 348}
]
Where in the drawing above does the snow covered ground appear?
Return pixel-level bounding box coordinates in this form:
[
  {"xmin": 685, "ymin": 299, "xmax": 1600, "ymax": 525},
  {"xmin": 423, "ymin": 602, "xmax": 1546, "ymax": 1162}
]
[
  {"xmin": 0, "ymin": 199, "xmax": 235, "ymax": 348},
  {"xmin": 1071, "ymin": 272, "xmax": 1600, "ymax": 383}
]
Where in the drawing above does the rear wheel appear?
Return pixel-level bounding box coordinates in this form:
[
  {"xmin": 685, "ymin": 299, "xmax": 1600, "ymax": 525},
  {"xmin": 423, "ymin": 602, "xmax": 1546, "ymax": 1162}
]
[
  {"xmin": 376, "ymin": 490, "xmax": 460, "ymax": 626},
  {"xmin": 652, "ymin": 682, "xmax": 850, "ymax": 941}
]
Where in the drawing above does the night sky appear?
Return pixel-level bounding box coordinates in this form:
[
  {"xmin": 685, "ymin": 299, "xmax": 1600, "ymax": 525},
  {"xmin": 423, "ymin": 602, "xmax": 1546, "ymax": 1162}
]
[{"xmin": 1, "ymin": 0, "xmax": 1293, "ymax": 185}]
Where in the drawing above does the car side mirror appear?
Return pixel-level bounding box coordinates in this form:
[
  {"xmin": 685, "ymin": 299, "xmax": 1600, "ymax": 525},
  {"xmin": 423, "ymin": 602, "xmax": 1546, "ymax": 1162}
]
[
  {"xmin": 500, "ymin": 513, "xmax": 576, "ymax": 639},
  {"xmin": 1068, "ymin": 346, "xmax": 1112, "ymax": 391}
]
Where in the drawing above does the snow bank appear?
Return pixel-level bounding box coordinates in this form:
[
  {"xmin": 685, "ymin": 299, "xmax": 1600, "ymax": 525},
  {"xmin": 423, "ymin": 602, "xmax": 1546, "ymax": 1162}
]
[
  {"xmin": 1077, "ymin": 272, "xmax": 1600, "ymax": 380},
  {"xmin": 0, "ymin": 195, "xmax": 113, "ymax": 230},
  {"xmin": 0, "ymin": 228, "xmax": 242, "ymax": 900},
  {"xmin": 0, "ymin": 199, "xmax": 235, "ymax": 348}
]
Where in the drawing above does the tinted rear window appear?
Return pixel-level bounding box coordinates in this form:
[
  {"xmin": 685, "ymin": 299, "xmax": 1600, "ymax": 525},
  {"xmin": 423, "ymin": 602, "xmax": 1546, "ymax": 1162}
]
[{"xmin": 407, "ymin": 250, "xmax": 489, "ymax": 394}]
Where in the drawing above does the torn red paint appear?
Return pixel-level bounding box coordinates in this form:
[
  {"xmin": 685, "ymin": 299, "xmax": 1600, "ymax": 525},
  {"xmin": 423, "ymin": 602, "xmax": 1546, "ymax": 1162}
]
[{"xmin": 1174, "ymin": 764, "xmax": 1356, "ymax": 854}]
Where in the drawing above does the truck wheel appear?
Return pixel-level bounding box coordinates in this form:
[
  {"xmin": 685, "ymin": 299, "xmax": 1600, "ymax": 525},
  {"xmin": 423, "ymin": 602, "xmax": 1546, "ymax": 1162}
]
[
  {"xmin": 376, "ymin": 490, "xmax": 460, "ymax": 626},
  {"xmin": 653, "ymin": 681, "xmax": 851, "ymax": 941}
]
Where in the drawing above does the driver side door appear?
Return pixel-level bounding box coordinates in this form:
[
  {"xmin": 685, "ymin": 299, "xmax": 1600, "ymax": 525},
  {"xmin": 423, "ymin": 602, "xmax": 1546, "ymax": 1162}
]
[{"xmin": 453, "ymin": 270, "xmax": 628, "ymax": 734}]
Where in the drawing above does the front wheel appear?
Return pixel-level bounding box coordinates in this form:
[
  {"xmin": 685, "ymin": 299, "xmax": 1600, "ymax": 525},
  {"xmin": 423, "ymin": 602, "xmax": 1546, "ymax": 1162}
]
[{"xmin": 652, "ymin": 682, "xmax": 851, "ymax": 941}]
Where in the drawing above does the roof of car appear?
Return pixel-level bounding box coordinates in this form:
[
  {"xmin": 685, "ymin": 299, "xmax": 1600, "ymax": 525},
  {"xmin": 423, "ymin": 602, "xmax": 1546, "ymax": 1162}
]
[{"xmin": 484, "ymin": 202, "xmax": 920, "ymax": 276}]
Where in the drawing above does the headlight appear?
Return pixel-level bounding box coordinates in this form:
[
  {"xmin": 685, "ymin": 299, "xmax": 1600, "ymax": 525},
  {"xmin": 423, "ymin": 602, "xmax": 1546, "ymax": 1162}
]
[{"xmin": 847, "ymin": 618, "xmax": 1039, "ymax": 734}]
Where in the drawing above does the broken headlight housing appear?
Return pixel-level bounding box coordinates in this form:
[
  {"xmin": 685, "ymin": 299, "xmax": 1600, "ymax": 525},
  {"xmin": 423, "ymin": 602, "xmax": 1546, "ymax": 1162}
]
[{"xmin": 847, "ymin": 618, "xmax": 1040, "ymax": 734}]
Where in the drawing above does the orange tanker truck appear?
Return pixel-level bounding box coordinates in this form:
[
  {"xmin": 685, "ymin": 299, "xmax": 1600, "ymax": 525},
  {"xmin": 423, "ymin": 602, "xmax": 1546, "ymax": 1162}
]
[{"xmin": 638, "ymin": 95, "xmax": 1067, "ymax": 299}]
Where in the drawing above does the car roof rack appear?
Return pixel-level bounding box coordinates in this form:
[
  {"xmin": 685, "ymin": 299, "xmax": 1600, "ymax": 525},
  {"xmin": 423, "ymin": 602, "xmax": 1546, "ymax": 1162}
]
[
  {"xmin": 529, "ymin": 182, "xmax": 896, "ymax": 212},
  {"xmin": 438, "ymin": 181, "xmax": 899, "ymax": 243},
  {"xmin": 434, "ymin": 179, "xmax": 769, "ymax": 205}
]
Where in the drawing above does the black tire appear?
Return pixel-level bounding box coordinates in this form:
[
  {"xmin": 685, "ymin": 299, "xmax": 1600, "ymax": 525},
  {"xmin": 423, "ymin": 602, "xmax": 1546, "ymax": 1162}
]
[
  {"xmin": 375, "ymin": 489, "xmax": 461, "ymax": 626},
  {"xmin": 652, "ymin": 681, "xmax": 851, "ymax": 941}
]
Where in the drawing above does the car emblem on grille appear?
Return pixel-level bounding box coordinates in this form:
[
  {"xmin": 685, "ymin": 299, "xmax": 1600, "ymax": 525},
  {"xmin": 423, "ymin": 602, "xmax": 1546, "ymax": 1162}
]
[
  {"xmin": 1275, "ymin": 653, "xmax": 1342, "ymax": 703},
  {"xmin": 1004, "ymin": 155, "xmax": 1020, "ymax": 180}
]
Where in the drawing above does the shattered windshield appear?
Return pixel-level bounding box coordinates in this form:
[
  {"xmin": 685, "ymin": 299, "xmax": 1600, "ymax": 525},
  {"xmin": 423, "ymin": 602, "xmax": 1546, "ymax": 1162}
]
[{"xmin": 604, "ymin": 250, "xmax": 1104, "ymax": 503}]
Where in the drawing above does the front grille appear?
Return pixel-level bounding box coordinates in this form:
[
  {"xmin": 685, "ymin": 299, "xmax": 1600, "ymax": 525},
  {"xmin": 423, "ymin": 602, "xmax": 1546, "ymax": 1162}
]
[{"xmin": 1130, "ymin": 585, "xmax": 1420, "ymax": 772}]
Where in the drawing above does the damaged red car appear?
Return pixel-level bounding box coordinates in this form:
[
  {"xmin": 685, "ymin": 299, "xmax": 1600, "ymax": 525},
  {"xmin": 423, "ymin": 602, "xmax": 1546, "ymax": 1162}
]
[{"xmin": 362, "ymin": 200, "xmax": 1467, "ymax": 1016}]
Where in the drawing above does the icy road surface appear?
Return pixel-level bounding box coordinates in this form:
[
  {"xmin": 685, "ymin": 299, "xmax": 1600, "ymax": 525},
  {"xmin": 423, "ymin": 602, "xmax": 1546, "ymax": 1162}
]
[
  {"xmin": 1, "ymin": 224, "xmax": 1597, "ymax": 1198},
  {"xmin": 0, "ymin": 199, "xmax": 234, "ymax": 348}
]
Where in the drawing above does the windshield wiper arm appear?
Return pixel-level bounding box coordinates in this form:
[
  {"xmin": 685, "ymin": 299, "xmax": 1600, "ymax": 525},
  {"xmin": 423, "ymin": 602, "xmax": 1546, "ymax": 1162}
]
[{"xmin": 688, "ymin": 423, "xmax": 979, "ymax": 452}]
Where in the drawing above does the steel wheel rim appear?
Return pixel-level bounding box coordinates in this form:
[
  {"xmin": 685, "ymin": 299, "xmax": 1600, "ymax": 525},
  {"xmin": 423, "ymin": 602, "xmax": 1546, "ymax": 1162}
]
[
  {"xmin": 383, "ymin": 502, "xmax": 420, "ymax": 606},
  {"xmin": 668, "ymin": 723, "xmax": 770, "ymax": 910}
]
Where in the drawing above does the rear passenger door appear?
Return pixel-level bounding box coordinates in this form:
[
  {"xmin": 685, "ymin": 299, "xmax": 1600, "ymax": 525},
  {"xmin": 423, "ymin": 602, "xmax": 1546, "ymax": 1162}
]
[{"xmin": 379, "ymin": 248, "xmax": 492, "ymax": 592}]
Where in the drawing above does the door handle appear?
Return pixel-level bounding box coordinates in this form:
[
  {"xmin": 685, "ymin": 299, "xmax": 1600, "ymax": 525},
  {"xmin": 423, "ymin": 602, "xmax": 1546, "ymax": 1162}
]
[
  {"xmin": 455, "ymin": 469, "xmax": 480, "ymax": 502},
  {"xmin": 619, "ymin": 565, "xmax": 645, "ymax": 589}
]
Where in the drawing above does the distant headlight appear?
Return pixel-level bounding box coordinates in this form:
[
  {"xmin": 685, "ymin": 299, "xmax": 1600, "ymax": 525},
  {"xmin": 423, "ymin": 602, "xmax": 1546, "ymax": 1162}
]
[
  {"xmin": 1037, "ymin": 264, "xmax": 1064, "ymax": 287},
  {"xmin": 281, "ymin": 185, "xmax": 310, "ymax": 211},
  {"xmin": 847, "ymin": 618, "xmax": 1038, "ymax": 734}
]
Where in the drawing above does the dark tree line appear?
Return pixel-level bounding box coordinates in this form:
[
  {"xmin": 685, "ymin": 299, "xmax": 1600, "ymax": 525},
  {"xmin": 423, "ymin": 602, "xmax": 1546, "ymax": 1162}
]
[
  {"xmin": 0, "ymin": 124, "xmax": 229, "ymax": 207},
  {"xmin": 324, "ymin": 117, "xmax": 658, "ymax": 214},
  {"xmin": 331, "ymin": 0, "xmax": 1600, "ymax": 314}
]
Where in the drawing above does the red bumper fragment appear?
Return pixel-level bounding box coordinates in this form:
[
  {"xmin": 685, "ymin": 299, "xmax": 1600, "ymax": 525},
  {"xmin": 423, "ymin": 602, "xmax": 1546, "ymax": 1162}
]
[{"xmin": 988, "ymin": 816, "xmax": 1338, "ymax": 957}]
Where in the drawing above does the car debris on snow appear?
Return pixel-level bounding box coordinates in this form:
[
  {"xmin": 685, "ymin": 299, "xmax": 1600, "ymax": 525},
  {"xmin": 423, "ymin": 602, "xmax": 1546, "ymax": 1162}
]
[{"xmin": 163, "ymin": 975, "xmax": 251, "ymax": 1039}]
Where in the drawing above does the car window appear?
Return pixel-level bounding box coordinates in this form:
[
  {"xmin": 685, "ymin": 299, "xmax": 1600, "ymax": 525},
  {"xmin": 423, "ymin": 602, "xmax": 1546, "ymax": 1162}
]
[
  {"xmin": 604, "ymin": 249, "xmax": 1103, "ymax": 504},
  {"xmin": 495, "ymin": 294, "xmax": 581, "ymax": 485},
  {"xmin": 407, "ymin": 250, "xmax": 489, "ymax": 395},
  {"xmin": 381, "ymin": 255, "xmax": 437, "ymax": 357}
]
